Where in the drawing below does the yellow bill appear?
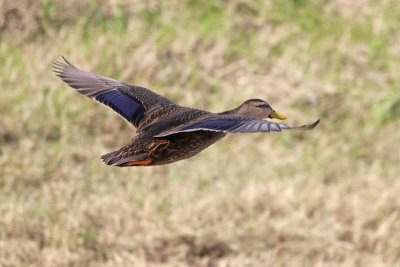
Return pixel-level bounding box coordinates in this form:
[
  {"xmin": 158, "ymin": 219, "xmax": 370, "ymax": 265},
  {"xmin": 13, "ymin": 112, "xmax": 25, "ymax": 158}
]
[{"xmin": 270, "ymin": 110, "xmax": 286, "ymax": 120}]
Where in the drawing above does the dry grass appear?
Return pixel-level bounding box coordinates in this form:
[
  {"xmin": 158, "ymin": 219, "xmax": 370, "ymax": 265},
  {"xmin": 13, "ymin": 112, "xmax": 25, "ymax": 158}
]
[{"xmin": 1, "ymin": 0, "xmax": 400, "ymax": 266}]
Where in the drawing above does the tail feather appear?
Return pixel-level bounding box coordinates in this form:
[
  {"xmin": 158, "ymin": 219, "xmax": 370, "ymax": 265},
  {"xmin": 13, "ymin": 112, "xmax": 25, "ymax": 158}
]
[
  {"xmin": 101, "ymin": 150, "xmax": 120, "ymax": 166},
  {"xmin": 101, "ymin": 150, "xmax": 150, "ymax": 167}
]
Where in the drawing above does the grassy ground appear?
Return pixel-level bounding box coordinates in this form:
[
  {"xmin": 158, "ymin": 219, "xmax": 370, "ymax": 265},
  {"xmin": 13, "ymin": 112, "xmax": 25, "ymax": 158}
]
[{"xmin": 1, "ymin": 0, "xmax": 400, "ymax": 266}]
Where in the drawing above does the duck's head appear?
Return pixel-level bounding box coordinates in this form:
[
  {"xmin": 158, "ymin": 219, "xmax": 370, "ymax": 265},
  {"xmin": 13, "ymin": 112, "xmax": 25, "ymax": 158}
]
[{"xmin": 237, "ymin": 99, "xmax": 287, "ymax": 120}]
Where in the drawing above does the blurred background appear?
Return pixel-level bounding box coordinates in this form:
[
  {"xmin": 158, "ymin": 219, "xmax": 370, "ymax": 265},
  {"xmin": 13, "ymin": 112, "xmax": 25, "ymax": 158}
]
[{"xmin": 1, "ymin": 0, "xmax": 400, "ymax": 266}]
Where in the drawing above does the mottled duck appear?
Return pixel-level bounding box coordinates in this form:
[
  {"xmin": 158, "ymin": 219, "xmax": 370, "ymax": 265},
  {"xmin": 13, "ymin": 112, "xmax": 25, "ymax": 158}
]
[{"xmin": 53, "ymin": 57, "xmax": 319, "ymax": 167}]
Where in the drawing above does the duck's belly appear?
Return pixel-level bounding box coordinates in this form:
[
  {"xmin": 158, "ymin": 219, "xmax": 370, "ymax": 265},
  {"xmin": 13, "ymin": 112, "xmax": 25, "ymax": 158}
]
[{"xmin": 152, "ymin": 131, "xmax": 226, "ymax": 165}]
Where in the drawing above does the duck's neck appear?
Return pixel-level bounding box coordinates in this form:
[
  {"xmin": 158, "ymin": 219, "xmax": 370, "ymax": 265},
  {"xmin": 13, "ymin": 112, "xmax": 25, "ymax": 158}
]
[{"xmin": 218, "ymin": 106, "xmax": 242, "ymax": 116}]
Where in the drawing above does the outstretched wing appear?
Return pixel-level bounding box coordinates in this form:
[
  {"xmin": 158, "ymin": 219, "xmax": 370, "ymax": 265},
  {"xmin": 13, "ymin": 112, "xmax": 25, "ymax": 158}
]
[
  {"xmin": 53, "ymin": 56, "xmax": 175, "ymax": 127},
  {"xmin": 154, "ymin": 115, "xmax": 319, "ymax": 137}
]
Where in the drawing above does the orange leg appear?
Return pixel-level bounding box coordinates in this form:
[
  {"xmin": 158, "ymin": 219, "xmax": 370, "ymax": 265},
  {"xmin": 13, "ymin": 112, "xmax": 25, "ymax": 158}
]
[{"xmin": 127, "ymin": 159, "xmax": 154, "ymax": 166}]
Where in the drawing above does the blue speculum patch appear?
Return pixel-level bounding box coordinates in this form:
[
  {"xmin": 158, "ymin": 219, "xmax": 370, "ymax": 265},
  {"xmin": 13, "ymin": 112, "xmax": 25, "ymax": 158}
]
[{"xmin": 95, "ymin": 91, "xmax": 145, "ymax": 126}]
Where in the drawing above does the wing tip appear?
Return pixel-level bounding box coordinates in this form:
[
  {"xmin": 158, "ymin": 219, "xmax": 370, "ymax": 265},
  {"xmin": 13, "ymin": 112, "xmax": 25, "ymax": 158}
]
[
  {"xmin": 61, "ymin": 55, "xmax": 74, "ymax": 66},
  {"xmin": 311, "ymin": 119, "xmax": 320, "ymax": 128},
  {"xmin": 302, "ymin": 119, "xmax": 320, "ymax": 130},
  {"xmin": 51, "ymin": 55, "xmax": 75, "ymax": 74}
]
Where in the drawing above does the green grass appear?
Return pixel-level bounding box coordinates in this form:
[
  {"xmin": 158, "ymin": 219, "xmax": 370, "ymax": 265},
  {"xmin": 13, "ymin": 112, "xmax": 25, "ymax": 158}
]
[{"xmin": 1, "ymin": 0, "xmax": 400, "ymax": 266}]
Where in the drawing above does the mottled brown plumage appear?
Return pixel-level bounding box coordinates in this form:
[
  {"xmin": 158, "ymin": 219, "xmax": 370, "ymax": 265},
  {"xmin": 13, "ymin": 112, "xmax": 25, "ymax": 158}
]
[{"xmin": 53, "ymin": 57, "xmax": 319, "ymax": 167}]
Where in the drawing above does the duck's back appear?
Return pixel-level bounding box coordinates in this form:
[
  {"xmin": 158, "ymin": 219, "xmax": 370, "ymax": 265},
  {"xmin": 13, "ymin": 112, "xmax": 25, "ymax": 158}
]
[
  {"xmin": 102, "ymin": 107, "xmax": 226, "ymax": 166},
  {"xmin": 137, "ymin": 106, "xmax": 211, "ymax": 137}
]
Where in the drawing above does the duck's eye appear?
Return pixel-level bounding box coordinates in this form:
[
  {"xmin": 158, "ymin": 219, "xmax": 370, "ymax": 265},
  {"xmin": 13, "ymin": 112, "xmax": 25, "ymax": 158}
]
[{"xmin": 257, "ymin": 104, "xmax": 268, "ymax": 108}]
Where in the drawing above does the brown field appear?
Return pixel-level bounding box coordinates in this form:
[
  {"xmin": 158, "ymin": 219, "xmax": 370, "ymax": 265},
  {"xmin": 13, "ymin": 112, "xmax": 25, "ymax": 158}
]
[{"xmin": 1, "ymin": 0, "xmax": 400, "ymax": 266}]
